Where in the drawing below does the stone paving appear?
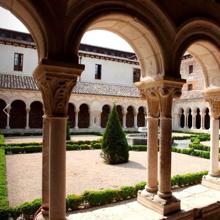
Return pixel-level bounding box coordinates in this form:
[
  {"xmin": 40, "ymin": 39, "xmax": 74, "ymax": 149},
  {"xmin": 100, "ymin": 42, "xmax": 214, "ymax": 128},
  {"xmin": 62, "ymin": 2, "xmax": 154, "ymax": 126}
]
[{"xmin": 67, "ymin": 184, "xmax": 220, "ymax": 220}]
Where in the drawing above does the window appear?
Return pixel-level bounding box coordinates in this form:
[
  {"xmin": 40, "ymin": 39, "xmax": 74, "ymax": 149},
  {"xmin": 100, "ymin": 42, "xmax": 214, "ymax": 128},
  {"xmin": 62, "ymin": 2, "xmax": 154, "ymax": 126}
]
[
  {"xmin": 133, "ymin": 68, "xmax": 141, "ymax": 83},
  {"xmin": 95, "ymin": 64, "xmax": 102, "ymax": 80},
  {"xmin": 188, "ymin": 64, "xmax": 193, "ymax": 74},
  {"xmin": 188, "ymin": 84, "xmax": 193, "ymax": 91},
  {"xmin": 14, "ymin": 53, "xmax": 23, "ymax": 71}
]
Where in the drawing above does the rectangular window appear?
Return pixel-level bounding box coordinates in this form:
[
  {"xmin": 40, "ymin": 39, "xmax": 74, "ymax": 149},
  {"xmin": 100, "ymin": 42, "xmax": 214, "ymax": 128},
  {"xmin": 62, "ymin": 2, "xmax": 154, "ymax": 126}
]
[
  {"xmin": 14, "ymin": 53, "xmax": 23, "ymax": 71},
  {"xmin": 189, "ymin": 64, "xmax": 193, "ymax": 74},
  {"xmin": 133, "ymin": 68, "xmax": 141, "ymax": 83},
  {"xmin": 95, "ymin": 64, "xmax": 102, "ymax": 80},
  {"xmin": 188, "ymin": 84, "xmax": 193, "ymax": 91}
]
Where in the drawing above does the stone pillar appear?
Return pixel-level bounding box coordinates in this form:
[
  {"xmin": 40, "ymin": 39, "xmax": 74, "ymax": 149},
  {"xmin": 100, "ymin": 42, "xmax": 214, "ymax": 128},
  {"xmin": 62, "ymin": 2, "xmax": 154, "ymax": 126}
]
[
  {"xmin": 201, "ymin": 112, "xmax": 205, "ymax": 130},
  {"xmin": 192, "ymin": 112, "xmax": 196, "ymax": 129},
  {"xmin": 6, "ymin": 107, "xmax": 10, "ymax": 129},
  {"xmin": 202, "ymin": 89, "xmax": 220, "ymax": 190},
  {"xmin": 25, "ymin": 108, "xmax": 30, "ymax": 129},
  {"xmin": 42, "ymin": 116, "xmax": 49, "ymax": 211},
  {"xmin": 123, "ymin": 112, "xmax": 126, "ymax": 129},
  {"xmin": 136, "ymin": 78, "xmax": 184, "ymax": 216},
  {"xmin": 34, "ymin": 60, "xmax": 84, "ymax": 220},
  {"xmin": 75, "ymin": 110, "xmax": 79, "ymax": 129},
  {"xmin": 134, "ymin": 112, "xmax": 138, "ymax": 128},
  {"xmin": 209, "ymin": 117, "xmax": 220, "ymax": 176}
]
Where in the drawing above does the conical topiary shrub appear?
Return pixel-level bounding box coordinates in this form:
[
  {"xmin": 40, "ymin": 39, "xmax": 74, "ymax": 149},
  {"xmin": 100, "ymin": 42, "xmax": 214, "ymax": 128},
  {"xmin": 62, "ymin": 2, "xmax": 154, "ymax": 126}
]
[{"xmin": 101, "ymin": 104, "xmax": 129, "ymax": 164}]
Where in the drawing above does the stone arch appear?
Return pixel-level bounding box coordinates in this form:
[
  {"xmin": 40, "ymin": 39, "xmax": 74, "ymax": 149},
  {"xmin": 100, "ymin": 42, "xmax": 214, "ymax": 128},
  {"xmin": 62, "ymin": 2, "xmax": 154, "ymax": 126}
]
[
  {"xmin": 116, "ymin": 105, "xmax": 123, "ymax": 126},
  {"xmin": 0, "ymin": 99, "xmax": 7, "ymax": 129},
  {"xmin": 195, "ymin": 108, "xmax": 201, "ymax": 129},
  {"xmin": 101, "ymin": 104, "xmax": 111, "ymax": 128},
  {"xmin": 179, "ymin": 108, "xmax": 185, "ymax": 128},
  {"xmin": 68, "ymin": 103, "xmax": 75, "ymax": 128},
  {"xmin": 174, "ymin": 19, "xmax": 220, "ymax": 87},
  {"xmin": 126, "ymin": 105, "xmax": 134, "ymax": 128},
  {"xmin": 204, "ymin": 108, "xmax": 210, "ymax": 130},
  {"xmin": 29, "ymin": 101, "xmax": 43, "ymax": 128},
  {"xmin": 78, "ymin": 103, "xmax": 90, "ymax": 128},
  {"xmin": 66, "ymin": 1, "xmax": 176, "ymax": 78},
  {"xmin": 187, "ymin": 108, "xmax": 192, "ymax": 129},
  {"xmin": 0, "ymin": 2, "xmax": 47, "ymax": 61},
  {"xmin": 137, "ymin": 106, "xmax": 146, "ymax": 127},
  {"xmin": 9, "ymin": 100, "xmax": 26, "ymax": 128}
]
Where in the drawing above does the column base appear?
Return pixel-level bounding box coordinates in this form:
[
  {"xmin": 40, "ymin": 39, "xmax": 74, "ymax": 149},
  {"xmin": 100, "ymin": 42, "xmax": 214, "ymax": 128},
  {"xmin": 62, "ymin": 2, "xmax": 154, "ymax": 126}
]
[
  {"xmin": 202, "ymin": 175, "xmax": 220, "ymax": 190},
  {"xmin": 137, "ymin": 190, "xmax": 180, "ymax": 216}
]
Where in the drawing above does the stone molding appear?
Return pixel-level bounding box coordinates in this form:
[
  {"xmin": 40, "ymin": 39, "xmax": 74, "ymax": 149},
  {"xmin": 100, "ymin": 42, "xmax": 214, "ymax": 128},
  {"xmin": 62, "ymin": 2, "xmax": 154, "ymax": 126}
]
[
  {"xmin": 204, "ymin": 88, "xmax": 220, "ymax": 119},
  {"xmin": 33, "ymin": 62, "xmax": 84, "ymax": 117},
  {"xmin": 136, "ymin": 79, "xmax": 184, "ymax": 118}
]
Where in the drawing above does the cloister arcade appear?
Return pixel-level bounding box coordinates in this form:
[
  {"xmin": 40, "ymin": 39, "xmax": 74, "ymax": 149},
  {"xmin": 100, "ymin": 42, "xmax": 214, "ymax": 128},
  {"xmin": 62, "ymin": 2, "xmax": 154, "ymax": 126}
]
[
  {"xmin": 0, "ymin": 98, "xmax": 146, "ymax": 131},
  {"xmin": 1, "ymin": 1, "xmax": 220, "ymax": 219}
]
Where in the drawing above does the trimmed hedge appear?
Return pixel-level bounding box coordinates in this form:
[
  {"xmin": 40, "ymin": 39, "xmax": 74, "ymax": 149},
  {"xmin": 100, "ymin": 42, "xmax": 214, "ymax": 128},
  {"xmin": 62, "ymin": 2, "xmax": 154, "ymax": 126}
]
[
  {"xmin": 0, "ymin": 134, "xmax": 4, "ymax": 145},
  {"xmin": 0, "ymin": 171, "xmax": 208, "ymax": 219},
  {"xmin": 172, "ymin": 147, "xmax": 210, "ymax": 159},
  {"xmin": 189, "ymin": 143, "xmax": 210, "ymax": 152},
  {"xmin": 0, "ymin": 149, "xmax": 8, "ymax": 209}
]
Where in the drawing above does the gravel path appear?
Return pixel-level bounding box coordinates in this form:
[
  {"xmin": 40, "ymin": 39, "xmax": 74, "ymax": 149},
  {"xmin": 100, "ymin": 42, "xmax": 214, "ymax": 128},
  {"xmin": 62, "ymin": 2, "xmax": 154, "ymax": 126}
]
[{"xmin": 6, "ymin": 150, "xmax": 212, "ymax": 207}]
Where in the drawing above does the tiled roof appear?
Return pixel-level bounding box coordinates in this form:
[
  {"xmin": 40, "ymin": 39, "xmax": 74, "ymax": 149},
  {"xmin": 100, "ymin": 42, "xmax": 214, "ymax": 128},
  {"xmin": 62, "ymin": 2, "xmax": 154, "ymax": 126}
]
[{"xmin": 0, "ymin": 73, "xmax": 140, "ymax": 98}]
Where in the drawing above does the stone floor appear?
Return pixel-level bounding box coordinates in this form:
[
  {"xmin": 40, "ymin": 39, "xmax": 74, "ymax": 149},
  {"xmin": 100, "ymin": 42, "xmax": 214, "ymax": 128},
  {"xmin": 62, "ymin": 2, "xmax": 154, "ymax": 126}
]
[{"xmin": 67, "ymin": 184, "xmax": 220, "ymax": 220}]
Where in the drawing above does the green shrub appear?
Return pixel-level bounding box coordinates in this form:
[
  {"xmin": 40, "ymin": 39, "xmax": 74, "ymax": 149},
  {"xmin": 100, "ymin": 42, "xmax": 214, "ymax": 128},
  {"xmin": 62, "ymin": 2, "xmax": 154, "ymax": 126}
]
[
  {"xmin": 189, "ymin": 143, "xmax": 210, "ymax": 151},
  {"xmin": 66, "ymin": 122, "xmax": 71, "ymax": 141},
  {"xmin": 0, "ymin": 134, "xmax": 4, "ymax": 145},
  {"xmin": 91, "ymin": 143, "xmax": 102, "ymax": 149},
  {"xmin": 0, "ymin": 149, "xmax": 8, "ymax": 209},
  {"xmin": 17, "ymin": 199, "xmax": 41, "ymax": 216},
  {"xmin": 83, "ymin": 189, "xmax": 118, "ymax": 206},
  {"xmin": 130, "ymin": 145, "xmax": 147, "ymax": 151},
  {"xmin": 191, "ymin": 137, "xmax": 200, "ymax": 144},
  {"xmin": 80, "ymin": 144, "xmax": 91, "ymax": 150},
  {"xmin": 66, "ymin": 194, "xmax": 83, "ymax": 211},
  {"xmin": 119, "ymin": 186, "xmax": 135, "ymax": 199},
  {"xmin": 101, "ymin": 104, "xmax": 129, "ymax": 164}
]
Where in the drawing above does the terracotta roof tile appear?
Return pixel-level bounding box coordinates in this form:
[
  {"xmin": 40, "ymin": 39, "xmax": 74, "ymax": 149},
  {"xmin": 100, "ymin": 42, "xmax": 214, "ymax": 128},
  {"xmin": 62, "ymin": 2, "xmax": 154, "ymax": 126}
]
[{"xmin": 0, "ymin": 73, "xmax": 140, "ymax": 98}]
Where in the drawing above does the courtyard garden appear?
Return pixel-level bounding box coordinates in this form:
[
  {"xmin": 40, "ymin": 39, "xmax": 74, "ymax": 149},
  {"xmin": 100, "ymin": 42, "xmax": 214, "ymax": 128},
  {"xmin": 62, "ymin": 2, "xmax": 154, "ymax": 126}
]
[{"xmin": 0, "ymin": 129, "xmax": 218, "ymax": 218}]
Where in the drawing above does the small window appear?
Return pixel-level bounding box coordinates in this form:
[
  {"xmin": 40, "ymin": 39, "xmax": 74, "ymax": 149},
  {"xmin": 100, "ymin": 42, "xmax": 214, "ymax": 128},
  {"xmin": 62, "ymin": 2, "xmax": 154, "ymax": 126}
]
[
  {"xmin": 189, "ymin": 65, "xmax": 193, "ymax": 74},
  {"xmin": 188, "ymin": 84, "xmax": 193, "ymax": 91},
  {"xmin": 14, "ymin": 53, "xmax": 23, "ymax": 71},
  {"xmin": 133, "ymin": 68, "xmax": 141, "ymax": 83},
  {"xmin": 95, "ymin": 64, "xmax": 102, "ymax": 80}
]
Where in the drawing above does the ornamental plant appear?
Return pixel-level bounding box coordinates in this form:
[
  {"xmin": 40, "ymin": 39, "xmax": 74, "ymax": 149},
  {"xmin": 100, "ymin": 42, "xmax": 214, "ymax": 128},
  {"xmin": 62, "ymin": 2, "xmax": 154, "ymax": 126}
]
[{"xmin": 101, "ymin": 104, "xmax": 129, "ymax": 164}]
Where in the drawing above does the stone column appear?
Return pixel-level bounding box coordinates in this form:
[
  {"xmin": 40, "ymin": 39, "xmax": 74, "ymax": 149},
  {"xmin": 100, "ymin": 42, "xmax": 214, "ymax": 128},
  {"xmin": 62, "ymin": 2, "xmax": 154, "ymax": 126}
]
[
  {"xmin": 6, "ymin": 107, "xmax": 10, "ymax": 129},
  {"xmin": 75, "ymin": 109, "xmax": 79, "ymax": 129},
  {"xmin": 25, "ymin": 108, "xmax": 30, "ymax": 129},
  {"xmin": 136, "ymin": 79, "xmax": 184, "ymax": 216},
  {"xmin": 202, "ymin": 89, "xmax": 220, "ymax": 190},
  {"xmin": 201, "ymin": 112, "xmax": 205, "ymax": 130},
  {"xmin": 123, "ymin": 112, "xmax": 126, "ymax": 129},
  {"xmin": 34, "ymin": 60, "xmax": 84, "ymax": 220},
  {"xmin": 134, "ymin": 112, "xmax": 138, "ymax": 128},
  {"xmin": 42, "ymin": 116, "xmax": 49, "ymax": 210},
  {"xmin": 192, "ymin": 111, "xmax": 196, "ymax": 129}
]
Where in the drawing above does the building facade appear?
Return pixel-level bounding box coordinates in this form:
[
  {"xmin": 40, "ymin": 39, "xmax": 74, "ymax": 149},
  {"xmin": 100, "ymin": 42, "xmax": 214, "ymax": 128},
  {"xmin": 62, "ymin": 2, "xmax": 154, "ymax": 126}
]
[{"xmin": 0, "ymin": 28, "xmax": 147, "ymax": 134}]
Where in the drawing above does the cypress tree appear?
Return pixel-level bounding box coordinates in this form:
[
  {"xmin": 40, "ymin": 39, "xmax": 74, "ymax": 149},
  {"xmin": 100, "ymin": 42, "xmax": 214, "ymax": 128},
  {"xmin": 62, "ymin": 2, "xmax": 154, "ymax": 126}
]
[{"xmin": 101, "ymin": 104, "xmax": 129, "ymax": 164}]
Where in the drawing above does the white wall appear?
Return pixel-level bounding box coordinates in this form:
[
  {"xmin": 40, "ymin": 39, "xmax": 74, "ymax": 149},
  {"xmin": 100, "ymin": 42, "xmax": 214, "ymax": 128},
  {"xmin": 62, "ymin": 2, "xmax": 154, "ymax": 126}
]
[
  {"xmin": 0, "ymin": 44, "xmax": 37, "ymax": 76},
  {"xmin": 80, "ymin": 56, "xmax": 138, "ymax": 86}
]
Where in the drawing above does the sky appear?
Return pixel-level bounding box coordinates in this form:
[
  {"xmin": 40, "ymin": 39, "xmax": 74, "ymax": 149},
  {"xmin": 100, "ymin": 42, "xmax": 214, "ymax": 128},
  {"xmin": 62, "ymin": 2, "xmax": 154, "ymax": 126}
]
[{"xmin": 0, "ymin": 7, "xmax": 133, "ymax": 52}]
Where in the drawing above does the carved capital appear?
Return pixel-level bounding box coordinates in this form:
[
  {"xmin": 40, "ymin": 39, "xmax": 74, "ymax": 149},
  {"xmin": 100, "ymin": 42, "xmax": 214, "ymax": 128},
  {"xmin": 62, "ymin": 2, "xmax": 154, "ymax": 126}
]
[
  {"xmin": 33, "ymin": 61, "xmax": 84, "ymax": 117},
  {"xmin": 136, "ymin": 79, "xmax": 183, "ymax": 118},
  {"xmin": 204, "ymin": 88, "xmax": 220, "ymax": 119}
]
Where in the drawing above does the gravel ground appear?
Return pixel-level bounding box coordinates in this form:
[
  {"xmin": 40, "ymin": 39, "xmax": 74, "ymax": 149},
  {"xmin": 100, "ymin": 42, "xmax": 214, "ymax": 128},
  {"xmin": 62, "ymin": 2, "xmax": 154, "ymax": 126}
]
[{"xmin": 6, "ymin": 150, "xmax": 212, "ymax": 207}]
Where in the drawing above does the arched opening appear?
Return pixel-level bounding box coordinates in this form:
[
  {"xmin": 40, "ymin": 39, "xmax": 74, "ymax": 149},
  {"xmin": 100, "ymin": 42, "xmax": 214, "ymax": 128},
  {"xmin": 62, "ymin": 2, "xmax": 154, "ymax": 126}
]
[
  {"xmin": 137, "ymin": 106, "xmax": 145, "ymax": 127},
  {"xmin": 196, "ymin": 108, "xmax": 201, "ymax": 129},
  {"xmin": 116, "ymin": 105, "xmax": 123, "ymax": 126},
  {"xmin": 180, "ymin": 108, "xmax": 185, "ymax": 128},
  {"xmin": 29, "ymin": 101, "xmax": 43, "ymax": 128},
  {"xmin": 78, "ymin": 104, "xmax": 90, "ymax": 128},
  {"xmin": 9, "ymin": 100, "xmax": 26, "ymax": 128},
  {"xmin": 101, "ymin": 105, "xmax": 110, "ymax": 128},
  {"xmin": 204, "ymin": 108, "xmax": 210, "ymax": 130},
  {"xmin": 187, "ymin": 108, "xmax": 192, "ymax": 129},
  {"xmin": 126, "ymin": 106, "xmax": 134, "ymax": 128},
  {"xmin": 68, "ymin": 103, "xmax": 75, "ymax": 128},
  {"xmin": 0, "ymin": 99, "xmax": 7, "ymax": 128}
]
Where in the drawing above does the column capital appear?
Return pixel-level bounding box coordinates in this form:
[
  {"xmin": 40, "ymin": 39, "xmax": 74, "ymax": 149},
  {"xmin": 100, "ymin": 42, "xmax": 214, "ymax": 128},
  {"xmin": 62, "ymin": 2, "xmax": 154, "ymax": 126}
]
[
  {"xmin": 136, "ymin": 79, "xmax": 183, "ymax": 118},
  {"xmin": 204, "ymin": 88, "xmax": 220, "ymax": 119},
  {"xmin": 33, "ymin": 61, "xmax": 84, "ymax": 117}
]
